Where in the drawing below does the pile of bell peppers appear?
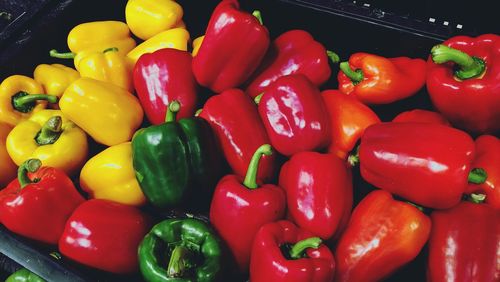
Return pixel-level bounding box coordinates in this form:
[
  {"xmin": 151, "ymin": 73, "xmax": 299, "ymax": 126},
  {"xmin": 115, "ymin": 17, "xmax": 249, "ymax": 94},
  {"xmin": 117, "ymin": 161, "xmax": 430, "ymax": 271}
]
[{"xmin": 0, "ymin": 0, "xmax": 498, "ymax": 281}]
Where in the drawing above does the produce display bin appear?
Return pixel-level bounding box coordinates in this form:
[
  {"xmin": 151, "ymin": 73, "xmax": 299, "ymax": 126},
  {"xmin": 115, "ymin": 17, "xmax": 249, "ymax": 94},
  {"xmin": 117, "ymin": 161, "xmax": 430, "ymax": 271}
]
[{"xmin": 0, "ymin": 0, "xmax": 497, "ymax": 281}]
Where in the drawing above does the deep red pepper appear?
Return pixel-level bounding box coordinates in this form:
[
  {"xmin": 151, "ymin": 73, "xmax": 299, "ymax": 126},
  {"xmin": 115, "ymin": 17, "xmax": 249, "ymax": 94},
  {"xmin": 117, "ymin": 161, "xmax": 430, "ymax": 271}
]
[
  {"xmin": 392, "ymin": 109, "xmax": 450, "ymax": 126},
  {"xmin": 279, "ymin": 151, "xmax": 352, "ymax": 240},
  {"xmin": 250, "ymin": 220, "xmax": 335, "ymax": 282},
  {"xmin": 0, "ymin": 159, "xmax": 84, "ymax": 244},
  {"xmin": 199, "ymin": 88, "xmax": 275, "ymax": 182},
  {"xmin": 358, "ymin": 122, "xmax": 485, "ymax": 209},
  {"xmin": 192, "ymin": 0, "xmax": 270, "ymax": 93},
  {"xmin": 245, "ymin": 29, "xmax": 336, "ymax": 98},
  {"xmin": 257, "ymin": 74, "xmax": 331, "ymax": 157},
  {"xmin": 427, "ymin": 34, "xmax": 500, "ymax": 134},
  {"xmin": 427, "ymin": 199, "xmax": 500, "ymax": 282},
  {"xmin": 133, "ymin": 48, "xmax": 197, "ymax": 124},
  {"xmin": 59, "ymin": 199, "xmax": 152, "ymax": 274},
  {"xmin": 334, "ymin": 190, "xmax": 431, "ymax": 282},
  {"xmin": 210, "ymin": 144, "xmax": 286, "ymax": 273}
]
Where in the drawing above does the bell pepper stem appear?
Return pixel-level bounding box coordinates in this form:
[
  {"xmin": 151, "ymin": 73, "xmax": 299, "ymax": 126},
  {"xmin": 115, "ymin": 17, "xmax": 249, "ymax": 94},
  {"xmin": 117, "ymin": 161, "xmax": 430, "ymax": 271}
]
[
  {"xmin": 103, "ymin": 47, "xmax": 119, "ymax": 53},
  {"xmin": 469, "ymin": 193, "xmax": 486, "ymax": 204},
  {"xmin": 289, "ymin": 237, "xmax": 322, "ymax": 259},
  {"xmin": 252, "ymin": 10, "xmax": 264, "ymax": 25},
  {"xmin": 12, "ymin": 92, "xmax": 58, "ymax": 113},
  {"xmin": 165, "ymin": 101, "xmax": 181, "ymax": 123},
  {"xmin": 49, "ymin": 49, "xmax": 76, "ymax": 59},
  {"xmin": 243, "ymin": 144, "xmax": 273, "ymax": 189},
  {"xmin": 254, "ymin": 93, "xmax": 263, "ymax": 105},
  {"xmin": 327, "ymin": 50, "xmax": 340, "ymax": 64},
  {"xmin": 406, "ymin": 201, "xmax": 425, "ymax": 212},
  {"xmin": 167, "ymin": 245, "xmax": 191, "ymax": 278},
  {"xmin": 194, "ymin": 109, "xmax": 203, "ymax": 117},
  {"xmin": 339, "ymin": 62, "xmax": 364, "ymax": 84},
  {"xmin": 347, "ymin": 145, "xmax": 360, "ymax": 167},
  {"xmin": 18, "ymin": 159, "xmax": 42, "ymax": 188},
  {"xmin": 35, "ymin": 116, "xmax": 63, "ymax": 145},
  {"xmin": 430, "ymin": 44, "xmax": 486, "ymax": 80},
  {"xmin": 468, "ymin": 168, "xmax": 487, "ymax": 184}
]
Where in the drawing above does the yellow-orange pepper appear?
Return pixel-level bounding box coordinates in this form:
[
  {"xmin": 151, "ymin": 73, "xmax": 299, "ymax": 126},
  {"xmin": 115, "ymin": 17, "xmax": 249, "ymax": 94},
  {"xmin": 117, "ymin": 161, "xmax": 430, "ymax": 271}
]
[
  {"xmin": 80, "ymin": 142, "xmax": 146, "ymax": 206},
  {"xmin": 60, "ymin": 78, "xmax": 143, "ymax": 146},
  {"xmin": 6, "ymin": 109, "xmax": 88, "ymax": 175},
  {"xmin": 0, "ymin": 75, "xmax": 57, "ymax": 126},
  {"xmin": 0, "ymin": 123, "xmax": 16, "ymax": 187},
  {"xmin": 125, "ymin": 0, "xmax": 183, "ymax": 40},
  {"xmin": 34, "ymin": 64, "xmax": 80, "ymax": 98},
  {"xmin": 192, "ymin": 35, "xmax": 204, "ymax": 57}
]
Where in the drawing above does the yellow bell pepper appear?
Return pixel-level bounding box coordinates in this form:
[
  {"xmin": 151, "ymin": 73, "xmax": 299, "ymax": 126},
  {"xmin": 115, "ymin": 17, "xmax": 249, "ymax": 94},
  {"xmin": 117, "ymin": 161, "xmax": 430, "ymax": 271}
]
[
  {"xmin": 80, "ymin": 142, "xmax": 146, "ymax": 206},
  {"xmin": 192, "ymin": 35, "xmax": 204, "ymax": 57},
  {"xmin": 125, "ymin": 0, "xmax": 183, "ymax": 40},
  {"xmin": 6, "ymin": 109, "xmax": 88, "ymax": 175},
  {"xmin": 126, "ymin": 27, "xmax": 189, "ymax": 67},
  {"xmin": 34, "ymin": 64, "xmax": 80, "ymax": 98},
  {"xmin": 0, "ymin": 123, "xmax": 16, "ymax": 187},
  {"xmin": 174, "ymin": 20, "xmax": 186, "ymax": 29},
  {"xmin": 67, "ymin": 21, "xmax": 136, "ymax": 56},
  {"xmin": 0, "ymin": 75, "xmax": 57, "ymax": 126},
  {"xmin": 60, "ymin": 78, "xmax": 143, "ymax": 146}
]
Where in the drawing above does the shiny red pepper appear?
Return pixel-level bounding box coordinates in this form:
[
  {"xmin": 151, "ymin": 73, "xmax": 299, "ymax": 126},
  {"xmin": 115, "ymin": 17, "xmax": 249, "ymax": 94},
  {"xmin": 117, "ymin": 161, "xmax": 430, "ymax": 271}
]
[
  {"xmin": 257, "ymin": 74, "xmax": 331, "ymax": 157},
  {"xmin": 59, "ymin": 199, "xmax": 151, "ymax": 274},
  {"xmin": 200, "ymin": 88, "xmax": 275, "ymax": 182},
  {"xmin": 245, "ymin": 29, "xmax": 336, "ymax": 98},
  {"xmin": 359, "ymin": 122, "xmax": 482, "ymax": 209},
  {"xmin": 427, "ymin": 34, "xmax": 500, "ymax": 134},
  {"xmin": 338, "ymin": 53, "xmax": 426, "ymax": 104},
  {"xmin": 250, "ymin": 220, "xmax": 335, "ymax": 282},
  {"xmin": 392, "ymin": 109, "xmax": 450, "ymax": 126},
  {"xmin": 427, "ymin": 199, "xmax": 500, "ymax": 282},
  {"xmin": 192, "ymin": 0, "xmax": 270, "ymax": 93},
  {"xmin": 210, "ymin": 144, "xmax": 286, "ymax": 273},
  {"xmin": 279, "ymin": 151, "xmax": 352, "ymax": 240},
  {"xmin": 133, "ymin": 48, "xmax": 197, "ymax": 124},
  {"xmin": 0, "ymin": 159, "xmax": 84, "ymax": 244}
]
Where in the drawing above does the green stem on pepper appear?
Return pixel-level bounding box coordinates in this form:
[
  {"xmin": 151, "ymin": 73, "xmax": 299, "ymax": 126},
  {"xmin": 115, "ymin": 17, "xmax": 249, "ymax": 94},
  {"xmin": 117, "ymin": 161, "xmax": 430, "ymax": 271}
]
[
  {"xmin": 289, "ymin": 237, "xmax": 322, "ymax": 259},
  {"xmin": 49, "ymin": 49, "xmax": 76, "ymax": 59},
  {"xmin": 252, "ymin": 10, "xmax": 264, "ymax": 25},
  {"xmin": 165, "ymin": 100, "xmax": 181, "ymax": 123},
  {"xmin": 243, "ymin": 144, "xmax": 273, "ymax": 189},
  {"xmin": 469, "ymin": 193, "xmax": 486, "ymax": 204},
  {"xmin": 468, "ymin": 168, "xmax": 487, "ymax": 184},
  {"xmin": 35, "ymin": 116, "xmax": 63, "ymax": 145},
  {"xmin": 12, "ymin": 91, "xmax": 58, "ymax": 113},
  {"xmin": 18, "ymin": 159, "xmax": 42, "ymax": 188},
  {"xmin": 327, "ymin": 50, "xmax": 340, "ymax": 64},
  {"xmin": 339, "ymin": 61, "xmax": 364, "ymax": 85},
  {"xmin": 167, "ymin": 245, "xmax": 191, "ymax": 278},
  {"xmin": 431, "ymin": 44, "xmax": 486, "ymax": 80}
]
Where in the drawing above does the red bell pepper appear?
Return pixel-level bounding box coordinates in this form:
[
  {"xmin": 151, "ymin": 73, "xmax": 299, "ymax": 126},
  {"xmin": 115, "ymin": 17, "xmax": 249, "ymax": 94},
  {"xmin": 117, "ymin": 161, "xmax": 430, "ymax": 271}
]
[
  {"xmin": 334, "ymin": 190, "xmax": 431, "ymax": 282},
  {"xmin": 321, "ymin": 89, "xmax": 380, "ymax": 160},
  {"xmin": 392, "ymin": 109, "xmax": 450, "ymax": 126},
  {"xmin": 465, "ymin": 135, "xmax": 500, "ymax": 209},
  {"xmin": 279, "ymin": 151, "xmax": 352, "ymax": 240},
  {"xmin": 358, "ymin": 122, "xmax": 486, "ymax": 209},
  {"xmin": 199, "ymin": 88, "xmax": 275, "ymax": 182},
  {"xmin": 338, "ymin": 53, "xmax": 426, "ymax": 104},
  {"xmin": 245, "ymin": 29, "xmax": 337, "ymax": 98},
  {"xmin": 250, "ymin": 220, "xmax": 335, "ymax": 282},
  {"xmin": 0, "ymin": 159, "xmax": 84, "ymax": 244},
  {"xmin": 427, "ymin": 198, "xmax": 500, "ymax": 282},
  {"xmin": 257, "ymin": 74, "xmax": 331, "ymax": 156},
  {"xmin": 59, "ymin": 199, "xmax": 152, "ymax": 274},
  {"xmin": 210, "ymin": 144, "xmax": 286, "ymax": 273},
  {"xmin": 192, "ymin": 0, "xmax": 270, "ymax": 93},
  {"xmin": 427, "ymin": 34, "xmax": 500, "ymax": 134},
  {"xmin": 133, "ymin": 48, "xmax": 197, "ymax": 124}
]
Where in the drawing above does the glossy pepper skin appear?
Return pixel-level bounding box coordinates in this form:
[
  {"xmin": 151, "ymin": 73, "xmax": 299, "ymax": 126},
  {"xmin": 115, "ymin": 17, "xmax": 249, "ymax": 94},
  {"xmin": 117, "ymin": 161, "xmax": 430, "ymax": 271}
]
[
  {"xmin": 6, "ymin": 110, "xmax": 88, "ymax": 175},
  {"xmin": 134, "ymin": 48, "xmax": 197, "ymax": 125},
  {"xmin": 257, "ymin": 74, "xmax": 331, "ymax": 156},
  {"xmin": 359, "ymin": 122, "xmax": 476, "ymax": 209},
  {"xmin": 0, "ymin": 123, "xmax": 16, "ymax": 187},
  {"xmin": 246, "ymin": 30, "xmax": 334, "ymax": 98},
  {"xmin": 250, "ymin": 220, "xmax": 335, "ymax": 282},
  {"xmin": 465, "ymin": 135, "xmax": 500, "ymax": 209},
  {"xmin": 335, "ymin": 190, "xmax": 431, "ymax": 282},
  {"xmin": 279, "ymin": 151, "xmax": 352, "ymax": 240},
  {"xmin": 125, "ymin": 0, "xmax": 183, "ymax": 40},
  {"xmin": 392, "ymin": 109, "xmax": 450, "ymax": 126},
  {"xmin": 427, "ymin": 34, "xmax": 500, "ymax": 134},
  {"xmin": 59, "ymin": 199, "xmax": 151, "ymax": 274},
  {"xmin": 33, "ymin": 64, "xmax": 80, "ymax": 98},
  {"xmin": 210, "ymin": 144, "xmax": 286, "ymax": 273},
  {"xmin": 192, "ymin": 0, "xmax": 270, "ymax": 93},
  {"xmin": 200, "ymin": 89, "xmax": 275, "ymax": 182},
  {"xmin": 80, "ymin": 142, "xmax": 146, "ymax": 206},
  {"xmin": 338, "ymin": 53, "xmax": 426, "ymax": 104},
  {"xmin": 5, "ymin": 268, "xmax": 45, "ymax": 282},
  {"xmin": 60, "ymin": 78, "xmax": 143, "ymax": 146},
  {"xmin": 0, "ymin": 159, "xmax": 84, "ymax": 244},
  {"xmin": 321, "ymin": 89, "xmax": 380, "ymax": 160},
  {"xmin": 0, "ymin": 75, "xmax": 57, "ymax": 126},
  {"xmin": 138, "ymin": 218, "xmax": 222, "ymax": 282},
  {"xmin": 427, "ymin": 200, "xmax": 500, "ymax": 282}
]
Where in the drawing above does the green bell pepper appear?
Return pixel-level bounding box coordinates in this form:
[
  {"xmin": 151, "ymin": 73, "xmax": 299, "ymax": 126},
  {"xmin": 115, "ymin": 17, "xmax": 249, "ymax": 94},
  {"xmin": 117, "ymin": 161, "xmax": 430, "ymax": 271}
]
[
  {"xmin": 6, "ymin": 268, "xmax": 46, "ymax": 282},
  {"xmin": 138, "ymin": 218, "xmax": 222, "ymax": 282}
]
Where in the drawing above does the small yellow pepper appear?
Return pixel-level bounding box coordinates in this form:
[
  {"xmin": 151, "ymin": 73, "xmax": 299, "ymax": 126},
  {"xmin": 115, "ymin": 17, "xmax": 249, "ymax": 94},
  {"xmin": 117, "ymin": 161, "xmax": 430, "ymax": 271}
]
[
  {"xmin": 0, "ymin": 75, "xmax": 57, "ymax": 126},
  {"xmin": 192, "ymin": 35, "xmax": 204, "ymax": 57},
  {"xmin": 6, "ymin": 109, "xmax": 88, "ymax": 175},
  {"xmin": 80, "ymin": 142, "xmax": 146, "ymax": 206},
  {"xmin": 34, "ymin": 64, "xmax": 80, "ymax": 98},
  {"xmin": 0, "ymin": 123, "xmax": 16, "ymax": 187},
  {"xmin": 60, "ymin": 78, "xmax": 143, "ymax": 146},
  {"xmin": 125, "ymin": 0, "xmax": 183, "ymax": 40}
]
